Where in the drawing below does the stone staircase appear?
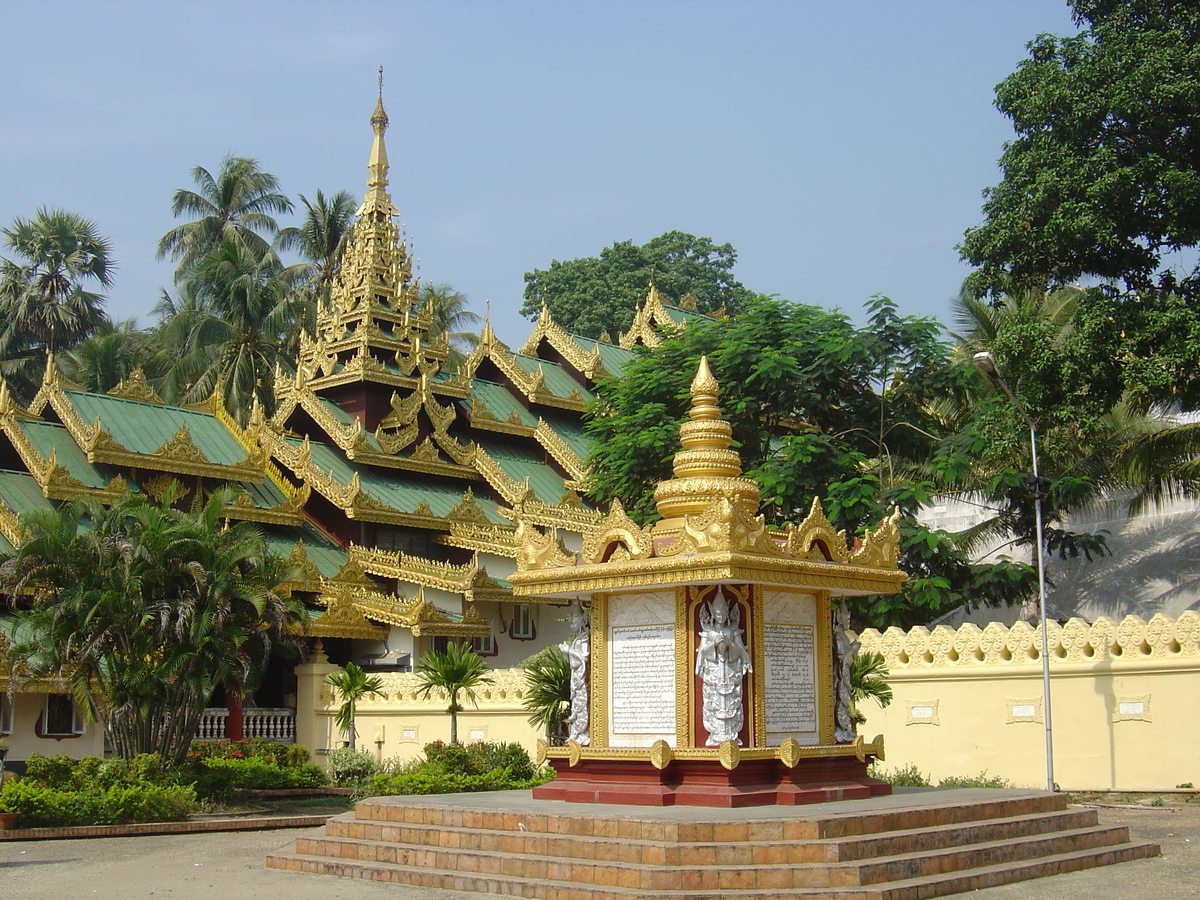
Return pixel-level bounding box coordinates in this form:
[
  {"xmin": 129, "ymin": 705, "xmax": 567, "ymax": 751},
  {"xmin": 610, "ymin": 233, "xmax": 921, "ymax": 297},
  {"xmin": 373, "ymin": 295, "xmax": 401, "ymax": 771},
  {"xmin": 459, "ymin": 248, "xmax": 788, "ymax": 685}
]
[{"xmin": 266, "ymin": 790, "xmax": 1159, "ymax": 899}]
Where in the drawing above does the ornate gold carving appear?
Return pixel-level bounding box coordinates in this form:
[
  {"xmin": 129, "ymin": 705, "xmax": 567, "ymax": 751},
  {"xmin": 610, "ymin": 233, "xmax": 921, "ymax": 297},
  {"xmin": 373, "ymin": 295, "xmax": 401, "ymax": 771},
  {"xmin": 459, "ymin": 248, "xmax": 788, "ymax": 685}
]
[
  {"xmin": 591, "ymin": 595, "xmax": 608, "ymax": 748},
  {"xmin": 786, "ymin": 497, "xmax": 851, "ymax": 561},
  {"xmin": 851, "ymin": 506, "xmax": 902, "ymax": 568},
  {"xmin": 567, "ymin": 740, "xmax": 582, "ymax": 767},
  {"xmin": 657, "ymin": 496, "xmax": 782, "ymax": 557},
  {"xmin": 535, "ymin": 739, "xmax": 548, "ymax": 765},
  {"xmin": 648, "ymin": 739, "xmax": 673, "ymax": 770},
  {"xmin": 580, "ymin": 498, "xmax": 653, "ymax": 563},
  {"xmin": 778, "ymin": 738, "xmax": 801, "ymax": 768},
  {"xmin": 448, "ymin": 488, "xmax": 491, "ymax": 525},
  {"xmin": 107, "ymin": 368, "xmax": 163, "ymax": 404},
  {"xmin": 718, "ymin": 740, "xmax": 741, "ymax": 771},
  {"xmin": 514, "ymin": 519, "xmax": 575, "ymax": 571}
]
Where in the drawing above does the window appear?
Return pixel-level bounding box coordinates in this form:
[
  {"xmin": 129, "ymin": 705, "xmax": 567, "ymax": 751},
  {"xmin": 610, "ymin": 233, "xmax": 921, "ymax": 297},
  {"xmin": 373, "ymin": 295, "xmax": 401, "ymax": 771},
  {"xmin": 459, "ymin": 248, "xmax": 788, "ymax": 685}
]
[
  {"xmin": 0, "ymin": 694, "xmax": 11, "ymax": 735},
  {"xmin": 510, "ymin": 604, "xmax": 535, "ymax": 640},
  {"xmin": 471, "ymin": 619, "xmax": 496, "ymax": 656},
  {"xmin": 375, "ymin": 527, "xmax": 433, "ymax": 556},
  {"xmin": 43, "ymin": 694, "xmax": 84, "ymax": 736}
]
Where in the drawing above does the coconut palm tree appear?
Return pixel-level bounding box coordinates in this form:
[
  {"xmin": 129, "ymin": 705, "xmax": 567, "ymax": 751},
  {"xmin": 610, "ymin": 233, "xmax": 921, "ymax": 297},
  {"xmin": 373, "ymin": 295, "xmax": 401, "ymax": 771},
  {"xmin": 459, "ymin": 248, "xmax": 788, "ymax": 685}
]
[
  {"xmin": 326, "ymin": 662, "xmax": 385, "ymax": 749},
  {"xmin": 0, "ymin": 208, "xmax": 114, "ymax": 360},
  {"xmin": 849, "ymin": 650, "xmax": 892, "ymax": 727},
  {"xmin": 157, "ymin": 155, "xmax": 292, "ymax": 277},
  {"xmin": 413, "ymin": 642, "xmax": 492, "ymax": 745},
  {"xmin": 155, "ymin": 242, "xmax": 309, "ymax": 423},
  {"xmin": 59, "ymin": 317, "xmax": 154, "ymax": 394},
  {"xmin": 275, "ymin": 189, "xmax": 356, "ymax": 306},
  {"xmin": 418, "ymin": 282, "xmax": 481, "ymax": 370}
]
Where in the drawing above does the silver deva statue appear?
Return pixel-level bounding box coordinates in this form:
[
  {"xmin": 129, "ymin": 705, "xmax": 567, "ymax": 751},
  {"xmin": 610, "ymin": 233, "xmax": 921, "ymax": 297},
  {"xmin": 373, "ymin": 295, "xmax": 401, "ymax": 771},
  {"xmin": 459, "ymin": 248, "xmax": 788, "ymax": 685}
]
[
  {"xmin": 558, "ymin": 601, "xmax": 590, "ymax": 745},
  {"xmin": 832, "ymin": 599, "xmax": 859, "ymax": 743},
  {"xmin": 695, "ymin": 588, "xmax": 753, "ymax": 746}
]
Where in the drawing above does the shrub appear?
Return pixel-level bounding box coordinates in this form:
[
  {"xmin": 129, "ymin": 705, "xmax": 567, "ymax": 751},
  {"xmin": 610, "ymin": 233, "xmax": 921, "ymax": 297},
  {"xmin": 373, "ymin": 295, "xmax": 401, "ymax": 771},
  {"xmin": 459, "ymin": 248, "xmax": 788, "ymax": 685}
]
[
  {"xmin": 327, "ymin": 747, "xmax": 378, "ymax": 787},
  {"xmin": 285, "ymin": 744, "xmax": 312, "ymax": 768},
  {"xmin": 186, "ymin": 739, "xmax": 291, "ymax": 766},
  {"xmin": 24, "ymin": 754, "xmax": 77, "ymax": 788},
  {"xmin": 367, "ymin": 740, "xmax": 548, "ymax": 796},
  {"xmin": 465, "ymin": 742, "xmax": 536, "ymax": 781},
  {"xmin": 938, "ymin": 772, "xmax": 1012, "ymax": 789},
  {"xmin": 875, "ymin": 763, "xmax": 932, "ymax": 787},
  {"xmin": 0, "ymin": 777, "xmax": 196, "ymax": 827},
  {"xmin": 198, "ymin": 757, "xmax": 326, "ymax": 791}
]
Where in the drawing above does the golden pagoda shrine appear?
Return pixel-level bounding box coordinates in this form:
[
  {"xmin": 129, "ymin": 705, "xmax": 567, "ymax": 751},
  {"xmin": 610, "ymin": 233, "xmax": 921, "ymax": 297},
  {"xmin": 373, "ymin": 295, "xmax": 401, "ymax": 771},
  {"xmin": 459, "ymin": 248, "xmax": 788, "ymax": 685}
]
[{"xmin": 510, "ymin": 358, "xmax": 906, "ymax": 806}]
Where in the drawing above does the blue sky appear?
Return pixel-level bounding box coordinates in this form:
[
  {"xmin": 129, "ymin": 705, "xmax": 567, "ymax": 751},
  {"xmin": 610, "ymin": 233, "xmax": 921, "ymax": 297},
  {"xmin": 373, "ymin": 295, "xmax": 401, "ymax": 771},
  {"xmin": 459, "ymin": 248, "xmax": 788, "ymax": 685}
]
[{"xmin": 1, "ymin": 1, "xmax": 1079, "ymax": 346}]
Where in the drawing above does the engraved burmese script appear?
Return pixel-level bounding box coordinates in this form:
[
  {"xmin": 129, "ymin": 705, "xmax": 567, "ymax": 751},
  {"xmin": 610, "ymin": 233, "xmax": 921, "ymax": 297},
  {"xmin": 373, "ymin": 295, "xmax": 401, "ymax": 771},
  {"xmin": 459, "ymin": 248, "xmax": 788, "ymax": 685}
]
[
  {"xmin": 764, "ymin": 623, "xmax": 817, "ymax": 736},
  {"xmin": 610, "ymin": 623, "xmax": 676, "ymax": 734}
]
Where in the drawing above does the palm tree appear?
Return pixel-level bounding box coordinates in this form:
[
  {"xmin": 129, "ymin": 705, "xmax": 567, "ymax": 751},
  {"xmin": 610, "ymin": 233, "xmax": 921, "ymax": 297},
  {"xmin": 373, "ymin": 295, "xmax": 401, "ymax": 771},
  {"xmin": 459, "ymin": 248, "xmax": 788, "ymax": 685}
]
[
  {"xmin": 326, "ymin": 662, "xmax": 385, "ymax": 749},
  {"xmin": 418, "ymin": 282, "xmax": 481, "ymax": 370},
  {"xmin": 521, "ymin": 646, "xmax": 570, "ymax": 745},
  {"xmin": 157, "ymin": 155, "xmax": 292, "ymax": 277},
  {"xmin": 3, "ymin": 486, "xmax": 303, "ymax": 765},
  {"xmin": 849, "ymin": 650, "xmax": 892, "ymax": 727},
  {"xmin": 0, "ymin": 208, "xmax": 114, "ymax": 359},
  {"xmin": 154, "ymin": 241, "xmax": 309, "ymax": 423},
  {"xmin": 275, "ymin": 189, "xmax": 356, "ymax": 306},
  {"xmin": 413, "ymin": 642, "xmax": 492, "ymax": 745},
  {"xmin": 59, "ymin": 317, "xmax": 154, "ymax": 393}
]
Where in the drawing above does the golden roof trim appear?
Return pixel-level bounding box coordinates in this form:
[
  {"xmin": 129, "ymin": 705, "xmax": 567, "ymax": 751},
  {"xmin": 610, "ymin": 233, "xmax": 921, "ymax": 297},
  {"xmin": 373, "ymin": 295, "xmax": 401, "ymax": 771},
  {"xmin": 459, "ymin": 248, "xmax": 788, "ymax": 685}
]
[{"xmin": 107, "ymin": 368, "xmax": 163, "ymax": 404}]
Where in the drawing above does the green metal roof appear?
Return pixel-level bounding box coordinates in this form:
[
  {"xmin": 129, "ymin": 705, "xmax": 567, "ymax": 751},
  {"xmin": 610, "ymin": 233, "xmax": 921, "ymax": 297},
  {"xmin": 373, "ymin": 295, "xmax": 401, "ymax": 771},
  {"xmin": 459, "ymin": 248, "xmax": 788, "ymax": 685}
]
[
  {"xmin": 567, "ymin": 334, "xmax": 636, "ymax": 376},
  {"xmin": 468, "ymin": 380, "xmax": 537, "ymax": 428},
  {"xmin": 262, "ymin": 523, "xmax": 348, "ymax": 578},
  {"xmin": 15, "ymin": 419, "xmax": 136, "ymax": 490},
  {"xmin": 476, "ymin": 437, "xmax": 567, "ymax": 505},
  {"xmin": 65, "ymin": 390, "xmax": 253, "ymax": 467},
  {"xmin": 314, "ymin": 397, "xmax": 383, "ymax": 452},
  {"xmin": 292, "ymin": 437, "xmax": 509, "ymax": 525},
  {"xmin": 511, "ymin": 354, "xmax": 594, "ymax": 403},
  {"xmin": 233, "ymin": 478, "xmax": 290, "ymax": 510},
  {"xmin": 541, "ymin": 418, "xmax": 590, "ymax": 462},
  {"xmin": 661, "ymin": 304, "xmax": 709, "ymax": 325},
  {"xmin": 0, "ymin": 468, "xmax": 54, "ymax": 517}
]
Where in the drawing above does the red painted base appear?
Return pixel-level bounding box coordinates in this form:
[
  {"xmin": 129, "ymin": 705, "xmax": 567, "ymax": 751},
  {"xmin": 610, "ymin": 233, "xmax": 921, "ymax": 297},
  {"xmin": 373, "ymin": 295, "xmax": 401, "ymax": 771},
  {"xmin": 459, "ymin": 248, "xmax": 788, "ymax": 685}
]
[{"xmin": 531, "ymin": 755, "xmax": 892, "ymax": 807}]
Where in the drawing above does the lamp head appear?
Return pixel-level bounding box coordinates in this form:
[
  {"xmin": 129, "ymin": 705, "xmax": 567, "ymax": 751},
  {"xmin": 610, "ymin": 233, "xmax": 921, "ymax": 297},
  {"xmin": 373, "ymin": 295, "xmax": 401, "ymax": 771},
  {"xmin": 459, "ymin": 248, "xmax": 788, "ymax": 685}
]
[{"xmin": 972, "ymin": 351, "xmax": 998, "ymax": 376}]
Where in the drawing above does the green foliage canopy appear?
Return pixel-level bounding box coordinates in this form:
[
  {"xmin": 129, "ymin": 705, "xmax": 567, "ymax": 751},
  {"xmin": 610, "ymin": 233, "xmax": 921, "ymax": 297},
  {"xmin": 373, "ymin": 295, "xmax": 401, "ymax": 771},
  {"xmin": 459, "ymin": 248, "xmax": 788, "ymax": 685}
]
[
  {"xmin": 960, "ymin": 1, "xmax": 1200, "ymax": 302},
  {"xmin": 521, "ymin": 230, "xmax": 755, "ymax": 337}
]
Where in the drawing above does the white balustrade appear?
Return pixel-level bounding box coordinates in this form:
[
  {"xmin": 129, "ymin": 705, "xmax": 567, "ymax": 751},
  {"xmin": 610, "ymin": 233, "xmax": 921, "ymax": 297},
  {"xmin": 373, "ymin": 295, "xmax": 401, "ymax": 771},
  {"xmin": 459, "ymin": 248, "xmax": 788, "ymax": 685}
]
[{"xmin": 195, "ymin": 707, "xmax": 296, "ymax": 744}]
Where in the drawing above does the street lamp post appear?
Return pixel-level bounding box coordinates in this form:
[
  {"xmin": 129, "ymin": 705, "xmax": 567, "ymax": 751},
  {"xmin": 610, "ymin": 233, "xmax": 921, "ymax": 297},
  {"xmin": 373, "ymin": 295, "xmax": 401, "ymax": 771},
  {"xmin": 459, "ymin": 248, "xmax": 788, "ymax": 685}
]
[{"xmin": 972, "ymin": 351, "xmax": 1055, "ymax": 793}]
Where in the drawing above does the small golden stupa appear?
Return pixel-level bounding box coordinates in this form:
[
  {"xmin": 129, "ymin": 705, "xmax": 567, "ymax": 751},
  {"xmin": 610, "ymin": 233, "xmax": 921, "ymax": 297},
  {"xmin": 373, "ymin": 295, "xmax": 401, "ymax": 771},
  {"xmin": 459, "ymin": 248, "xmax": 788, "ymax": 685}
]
[{"xmin": 510, "ymin": 358, "xmax": 905, "ymax": 807}]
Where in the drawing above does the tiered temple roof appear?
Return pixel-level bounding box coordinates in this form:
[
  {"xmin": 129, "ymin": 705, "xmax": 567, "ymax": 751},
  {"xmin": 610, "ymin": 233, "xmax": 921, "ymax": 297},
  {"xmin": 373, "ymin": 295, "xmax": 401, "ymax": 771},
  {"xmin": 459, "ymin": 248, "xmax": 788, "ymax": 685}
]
[{"xmin": 0, "ymin": 89, "xmax": 721, "ymax": 645}]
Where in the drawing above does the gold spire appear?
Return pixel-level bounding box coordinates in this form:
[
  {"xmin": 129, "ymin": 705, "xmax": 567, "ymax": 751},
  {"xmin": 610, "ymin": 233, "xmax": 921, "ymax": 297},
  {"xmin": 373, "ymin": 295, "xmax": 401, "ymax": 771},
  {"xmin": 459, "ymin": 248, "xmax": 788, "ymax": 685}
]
[
  {"xmin": 653, "ymin": 356, "xmax": 761, "ymax": 529},
  {"xmin": 360, "ymin": 66, "xmax": 399, "ymax": 219}
]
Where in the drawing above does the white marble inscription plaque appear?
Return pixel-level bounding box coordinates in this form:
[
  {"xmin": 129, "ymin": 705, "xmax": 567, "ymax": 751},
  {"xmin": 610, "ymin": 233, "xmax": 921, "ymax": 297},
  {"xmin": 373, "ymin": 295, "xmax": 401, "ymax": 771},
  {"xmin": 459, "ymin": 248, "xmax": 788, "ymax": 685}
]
[
  {"xmin": 764, "ymin": 623, "xmax": 816, "ymax": 733},
  {"xmin": 611, "ymin": 623, "xmax": 676, "ymax": 733},
  {"xmin": 910, "ymin": 706, "xmax": 934, "ymax": 719},
  {"xmin": 1118, "ymin": 701, "xmax": 1144, "ymax": 715},
  {"xmin": 1011, "ymin": 704, "xmax": 1036, "ymax": 718}
]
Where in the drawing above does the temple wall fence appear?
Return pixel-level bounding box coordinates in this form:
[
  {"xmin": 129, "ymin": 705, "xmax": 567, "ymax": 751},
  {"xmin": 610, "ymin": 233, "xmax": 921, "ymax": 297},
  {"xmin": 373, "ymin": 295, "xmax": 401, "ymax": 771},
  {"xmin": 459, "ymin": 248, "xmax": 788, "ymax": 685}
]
[
  {"xmin": 295, "ymin": 657, "xmax": 541, "ymax": 766},
  {"xmin": 857, "ymin": 612, "xmax": 1200, "ymax": 792}
]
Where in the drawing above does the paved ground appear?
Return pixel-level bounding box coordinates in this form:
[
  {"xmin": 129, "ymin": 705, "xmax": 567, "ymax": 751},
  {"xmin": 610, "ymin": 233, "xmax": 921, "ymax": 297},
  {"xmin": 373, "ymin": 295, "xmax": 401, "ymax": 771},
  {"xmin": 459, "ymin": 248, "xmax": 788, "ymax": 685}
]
[{"xmin": 0, "ymin": 799, "xmax": 1195, "ymax": 899}]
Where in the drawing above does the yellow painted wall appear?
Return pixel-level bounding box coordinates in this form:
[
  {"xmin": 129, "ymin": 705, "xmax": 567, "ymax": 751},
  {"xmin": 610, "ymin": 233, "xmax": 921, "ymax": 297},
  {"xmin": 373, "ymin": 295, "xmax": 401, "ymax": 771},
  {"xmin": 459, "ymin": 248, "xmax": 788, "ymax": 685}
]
[
  {"xmin": 2, "ymin": 691, "xmax": 106, "ymax": 763},
  {"xmin": 297, "ymin": 661, "xmax": 542, "ymax": 767},
  {"xmin": 857, "ymin": 613, "xmax": 1200, "ymax": 792}
]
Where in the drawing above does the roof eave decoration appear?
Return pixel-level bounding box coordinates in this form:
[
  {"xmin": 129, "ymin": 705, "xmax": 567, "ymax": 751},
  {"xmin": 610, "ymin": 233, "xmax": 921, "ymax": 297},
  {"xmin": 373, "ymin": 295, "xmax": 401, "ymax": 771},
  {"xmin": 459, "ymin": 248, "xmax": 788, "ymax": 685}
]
[
  {"xmin": 534, "ymin": 418, "xmax": 587, "ymax": 480},
  {"xmin": 107, "ymin": 368, "xmax": 164, "ymax": 404},
  {"xmin": 299, "ymin": 595, "xmax": 390, "ymax": 640},
  {"xmin": 510, "ymin": 356, "xmax": 906, "ymax": 599},
  {"xmin": 517, "ymin": 303, "xmax": 611, "ymax": 382},
  {"xmin": 0, "ymin": 498, "xmax": 25, "ymax": 549}
]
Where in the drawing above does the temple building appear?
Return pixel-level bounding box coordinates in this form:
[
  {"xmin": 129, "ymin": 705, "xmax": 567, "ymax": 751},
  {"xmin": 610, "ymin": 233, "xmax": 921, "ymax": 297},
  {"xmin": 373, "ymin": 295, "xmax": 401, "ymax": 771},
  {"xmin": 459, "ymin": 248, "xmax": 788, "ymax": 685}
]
[{"xmin": 0, "ymin": 88, "xmax": 716, "ymax": 765}]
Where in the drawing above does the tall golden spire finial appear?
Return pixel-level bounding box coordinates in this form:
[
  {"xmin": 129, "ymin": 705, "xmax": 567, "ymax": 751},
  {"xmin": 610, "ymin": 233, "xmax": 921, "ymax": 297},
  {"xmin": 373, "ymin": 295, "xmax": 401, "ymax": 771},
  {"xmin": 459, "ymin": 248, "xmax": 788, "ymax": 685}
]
[
  {"xmin": 360, "ymin": 67, "xmax": 397, "ymax": 218},
  {"xmin": 653, "ymin": 356, "xmax": 761, "ymax": 528}
]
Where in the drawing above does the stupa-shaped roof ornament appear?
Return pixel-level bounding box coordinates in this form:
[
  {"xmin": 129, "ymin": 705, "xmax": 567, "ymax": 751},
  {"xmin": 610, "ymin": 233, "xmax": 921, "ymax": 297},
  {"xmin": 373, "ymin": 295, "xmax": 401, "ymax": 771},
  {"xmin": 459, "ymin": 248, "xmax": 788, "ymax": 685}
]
[
  {"xmin": 360, "ymin": 66, "xmax": 400, "ymax": 220},
  {"xmin": 652, "ymin": 356, "xmax": 761, "ymax": 533}
]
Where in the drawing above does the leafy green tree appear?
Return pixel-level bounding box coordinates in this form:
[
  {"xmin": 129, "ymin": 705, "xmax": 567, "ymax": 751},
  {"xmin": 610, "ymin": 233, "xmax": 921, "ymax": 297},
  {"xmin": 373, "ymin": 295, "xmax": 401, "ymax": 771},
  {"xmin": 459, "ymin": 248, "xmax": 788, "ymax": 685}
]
[
  {"xmin": 586, "ymin": 294, "xmax": 1034, "ymax": 628},
  {"xmin": 413, "ymin": 642, "xmax": 492, "ymax": 745},
  {"xmin": 960, "ymin": 1, "xmax": 1200, "ymax": 302},
  {"xmin": 326, "ymin": 662, "xmax": 385, "ymax": 750},
  {"xmin": 153, "ymin": 242, "xmax": 310, "ymax": 423},
  {"xmin": 3, "ymin": 487, "xmax": 303, "ymax": 765},
  {"xmin": 157, "ymin": 155, "xmax": 293, "ymax": 277},
  {"xmin": 521, "ymin": 230, "xmax": 754, "ymax": 337},
  {"xmin": 0, "ymin": 208, "xmax": 114, "ymax": 362},
  {"xmin": 520, "ymin": 646, "xmax": 570, "ymax": 745}
]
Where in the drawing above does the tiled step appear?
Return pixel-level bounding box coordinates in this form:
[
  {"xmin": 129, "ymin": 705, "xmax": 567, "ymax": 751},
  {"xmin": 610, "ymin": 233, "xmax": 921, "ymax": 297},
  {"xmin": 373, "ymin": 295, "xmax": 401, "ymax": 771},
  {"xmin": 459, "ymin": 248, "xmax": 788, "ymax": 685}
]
[
  {"xmin": 266, "ymin": 791, "xmax": 1160, "ymax": 900},
  {"xmin": 323, "ymin": 805, "xmax": 1101, "ymax": 866},
  {"xmin": 267, "ymin": 839, "xmax": 1160, "ymax": 900}
]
